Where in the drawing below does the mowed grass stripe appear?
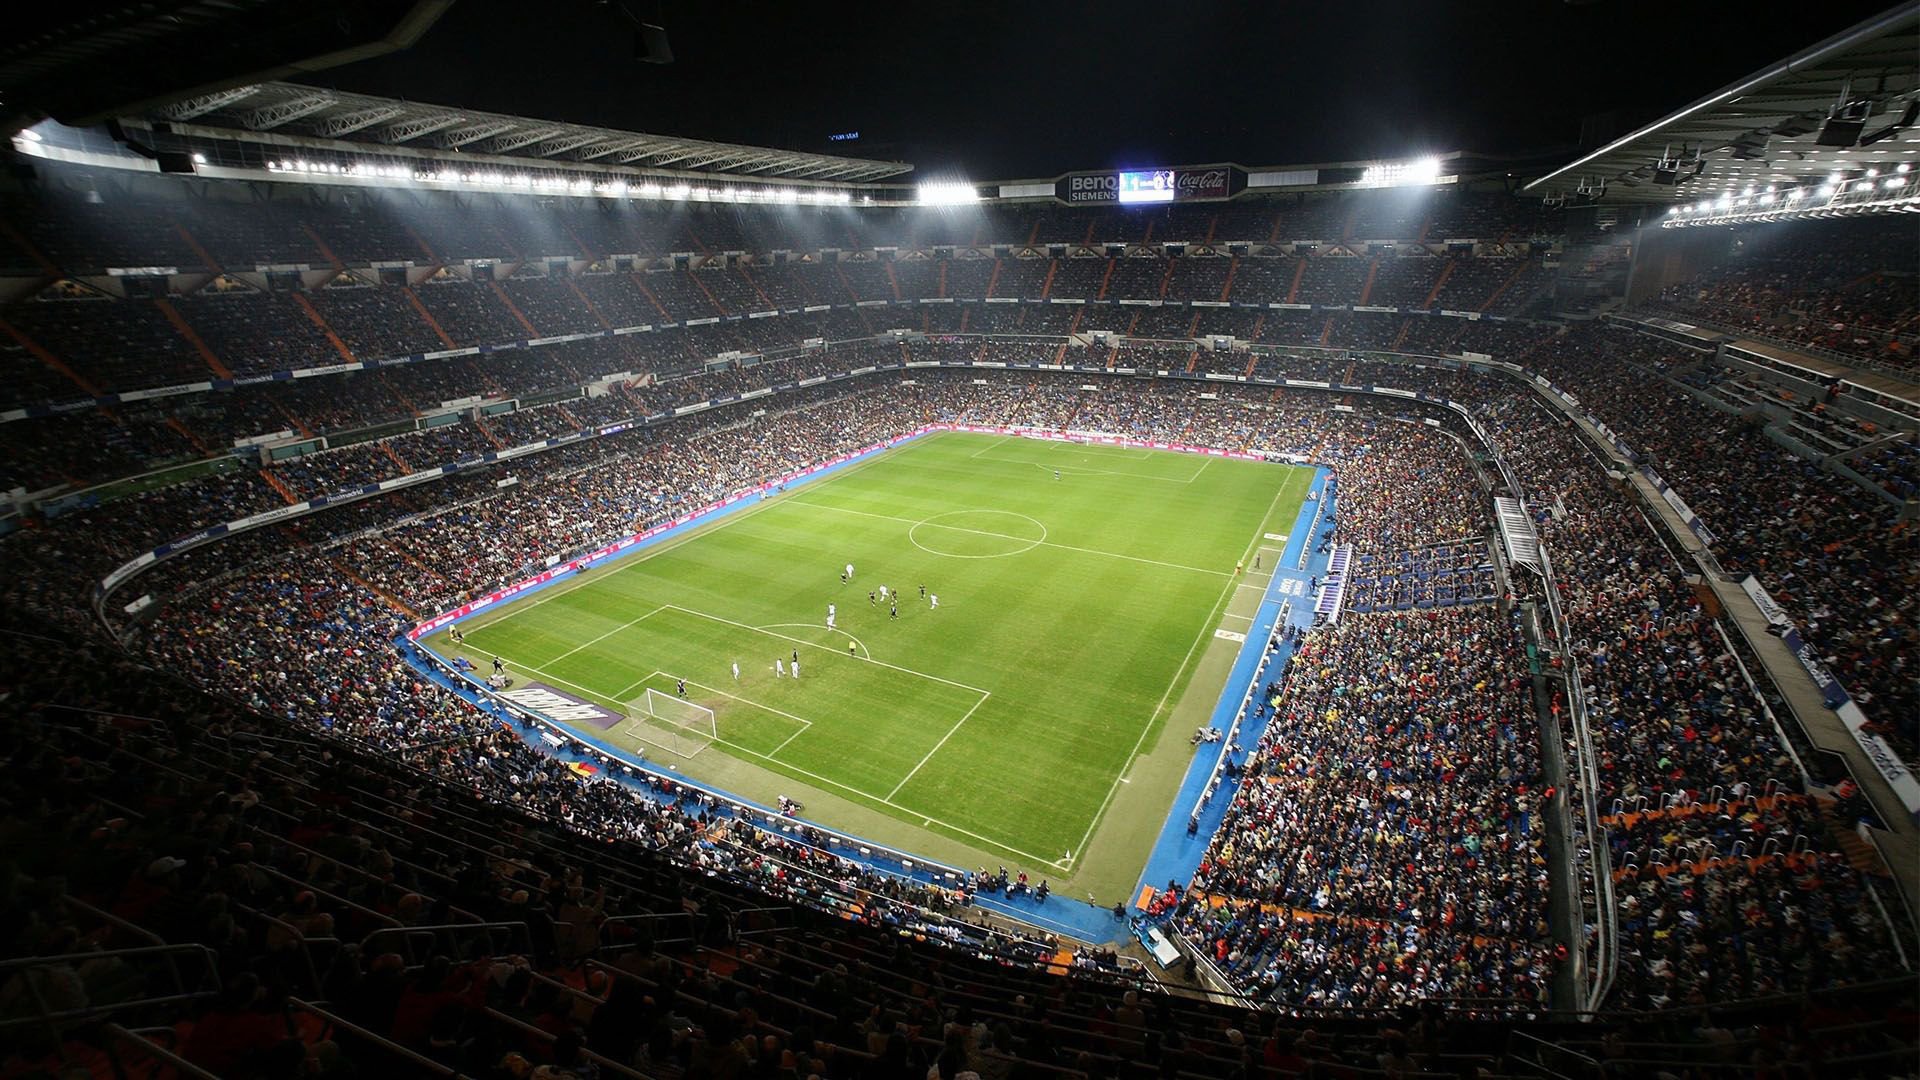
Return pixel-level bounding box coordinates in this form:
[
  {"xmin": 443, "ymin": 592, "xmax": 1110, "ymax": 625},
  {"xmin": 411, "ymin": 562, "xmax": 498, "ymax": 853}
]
[{"xmin": 438, "ymin": 432, "xmax": 1305, "ymax": 867}]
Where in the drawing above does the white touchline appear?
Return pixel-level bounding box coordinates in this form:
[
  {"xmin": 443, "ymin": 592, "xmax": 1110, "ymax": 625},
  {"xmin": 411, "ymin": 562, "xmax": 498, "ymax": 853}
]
[
  {"xmin": 886, "ymin": 690, "xmax": 992, "ymax": 800},
  {"xmin": 1064, "ymin": 465, "xmax": 1306, "ymax": 866}
]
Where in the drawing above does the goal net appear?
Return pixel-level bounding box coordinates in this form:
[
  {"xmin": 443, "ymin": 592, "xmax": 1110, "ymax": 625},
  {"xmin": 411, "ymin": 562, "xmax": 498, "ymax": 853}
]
[
  {"xmin": 642, "ymin": 688, "xmax": 717, "ymax": 738},
  {"xmin": 624, "ymin": 686, "xmax": 716, "ymax": 759}
]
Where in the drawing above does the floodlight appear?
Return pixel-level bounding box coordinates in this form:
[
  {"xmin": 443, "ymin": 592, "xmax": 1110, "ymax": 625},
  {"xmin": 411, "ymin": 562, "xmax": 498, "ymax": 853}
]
[{"xmin": 916, "ymin": 181, "xmax": 980, "ymax": 206}]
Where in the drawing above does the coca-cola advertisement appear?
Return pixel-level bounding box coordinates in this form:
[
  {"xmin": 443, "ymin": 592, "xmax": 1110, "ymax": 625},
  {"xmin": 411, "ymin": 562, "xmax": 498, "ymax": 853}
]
[{"xmin": 1172, "ymin": 166, "xmax": 1232, "ymax": 201}]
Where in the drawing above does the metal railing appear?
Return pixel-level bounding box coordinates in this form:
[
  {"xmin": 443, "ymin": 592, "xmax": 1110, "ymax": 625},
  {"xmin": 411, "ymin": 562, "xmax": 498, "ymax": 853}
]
[{"xmin": 0, "ymin": 945, "xmax": 221, "ymax": 1031}]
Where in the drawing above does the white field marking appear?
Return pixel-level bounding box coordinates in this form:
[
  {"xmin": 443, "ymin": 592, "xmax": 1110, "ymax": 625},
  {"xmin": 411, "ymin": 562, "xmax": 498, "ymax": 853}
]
[
  {"xmin": 908, "ymin": 511, "xmax": 1048, "ymax": 560},
  {"xmin": 961, "ymin": 434, "xmax": 1209, "ymax": 483},
  {"xmin": 456, "ymin": 448, "xmax": 900, "ymax": 636},
  {"xmin": 1188, "ymin": 457, "xmax": 1211, "ymax": 483},
  {"xmin": 1220, "ymin": 612, "xmax": 1253, "ymax": 622},
  {"xmin": 788, "ymin": 500, "xmax": 1231, "ymax": 578},
  {"xmin": 611, "ymin": 669, "xmax": 666, "ymax": 701},
  {"xmin": 1063, "ymin": 463, "xmax": 1309, "ymax": 869},
  {"xmin": 1009, "ymin": 459, "xmax": 1214, "ymax": 485},
  {"xmin": 669, "ymin": 677, "xmax": 814, "ymax": 752},
  {"xmin": 966, "ymin": 435, "xmax": 1016, "ymax": 459},
  {"xmin": 541, "ymin": 605, "xmax": 667, "ymax": 667},
  {"xmin": 757, "ymin": 623, "xmax": 871, "ymax": 660},
  {"xmin": 886, "ymin": 690, "xmax": 992, "ymax": 800},
  {"xmin": 661, "ymin": 604, "xmax": 994, "ymax": 697},
  {"xmin": 478, "ymin": 648, "xmax": 1061, "ymax": 868}
]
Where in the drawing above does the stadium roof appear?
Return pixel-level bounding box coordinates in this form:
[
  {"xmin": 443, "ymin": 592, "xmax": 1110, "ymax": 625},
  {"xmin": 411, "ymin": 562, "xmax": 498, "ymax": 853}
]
[
  {"xmin": 145, "ymin": 81, "xmax": 914, "ymax": 183},
  {"xmin": 0, "ymin": 2, "xmax": 453, "ymax": 135},
  {"xmin": 1524, "ymin": 4, "xmax": 1920, "ymax": 205}
]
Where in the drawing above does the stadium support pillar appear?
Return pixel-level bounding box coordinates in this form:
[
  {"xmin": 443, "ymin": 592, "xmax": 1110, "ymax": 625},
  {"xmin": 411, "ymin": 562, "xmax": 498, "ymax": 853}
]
[
  {"xmin": 472, "ymin": 417, "xmax": 506, "ymax": 451},
  {"xmin": 273, "ymin": 399, "xmax": 315, "ymax": 439},
  {"xmin": 684, "ymin": 270, "xmax": 729, "ymax": 316},
  {"xmin": 172, "ymin": 223, "xmax": 222, "ymax": 274},
  {"xmin": 260, "ymin": 469, "xmax": 299, "ymax": 506},
  {"xmin": 292, "ymin": 292, "xmax": 357, "ymax": 363},
  {"xmin": 1156, "ymin": 257, "xmax": 1175, "ymax": 299},
  {"xmin": 833, "ymin": 263, "xmax": 861, "ymax": 303},
  {"xmin": 984, "ymin": 259, "xmax": 1004, "ymax": 299},
  {"xmin": 564, "ymin": 279, "xmax": 613, "ymax": 330},
  {"xmin": 1317, "ymin": 315, "xmax": 1335, "ymax": 348},
  {"xmin": 404, "ymin": 225, "xmax": 438, "ymax": 264},
  {"xmin": 935, "ymin": 260, "xmax": 948, "ymax": 299},
  {"xmin": 627, "ymin": 274, "xmax": 675, "ymax": 321},
  {"xmin": 401, "ymin": 288, "xmax": 459, "ymax": 350},
  {"xmin": 164, "ymin": 416, "xmax": 208, "ymax": 454},
  {"xmin": 0, "ymin": 316, "xmax": 101, "ymax": 397},
  {"xmin": 487, "ymin": 280, "xmax": 541, "ymax": 337},
  {"xmin": 0, "ymin": 217, "xmax": 62, "ymax": 278},
  {"xmin": 1218, "ymin": 256, "xmax": 1238, "ymax": 301},
  {"xmin": 1481, "ymin": 260, "xmax": 1531, "ymax": 313},
  {"xmin": 1358, "ymin": 257, "xmax": 1380, "ymax": 306},
  {"xmin": 1038, "ymin": 259, "xmax": 1057, "ymax": 300},
  {"xmin": 300, "ymin": 225, "xmax": 345, "ymax": 269},
  {"xmin": 1423, "ymin": 258, "xmax": 1457, "ymax": 309},
  {"xmin": 1285, "ymin": 258, "xmax": 1307, "ymax": 304},
  {"xmin": 379, "ymin": 372, "xmax": 423, "ymax": 418},
  {"xmin": 332, "ymin": 557, "xmax": 419, "ymax": 621},
  {"xmin": 1095, "ymin": 257, "xmax": 1116, "ymax": 301},
  {"xmin": 153, "ymin": 299, "xmax": 233, "ymax": 379},
  {"xmin": 883, "ymin": 261, "xmax": 902, "ymax": 302},
  {"xmin": 738, "ymin": 265, "xmax": 776, "ymax": 310}
]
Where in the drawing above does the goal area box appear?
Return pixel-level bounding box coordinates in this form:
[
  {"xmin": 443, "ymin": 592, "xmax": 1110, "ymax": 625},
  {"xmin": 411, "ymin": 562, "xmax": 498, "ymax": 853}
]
[{"xmin": 625, "ymin": 687, "xmax": 716, "ymax": 759}]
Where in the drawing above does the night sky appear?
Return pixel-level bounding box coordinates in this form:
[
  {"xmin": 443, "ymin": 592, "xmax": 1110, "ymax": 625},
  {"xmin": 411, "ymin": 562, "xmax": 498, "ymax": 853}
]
[{"xmin": 316, "ymin": 0, "xmax": 1901, "ymax": 179}]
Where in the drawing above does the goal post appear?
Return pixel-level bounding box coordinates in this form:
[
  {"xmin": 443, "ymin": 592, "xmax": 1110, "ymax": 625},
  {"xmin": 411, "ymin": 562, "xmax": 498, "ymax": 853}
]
[{"xmin": 641, "ymin": 687, "xmax": 717, "ymax": 740}]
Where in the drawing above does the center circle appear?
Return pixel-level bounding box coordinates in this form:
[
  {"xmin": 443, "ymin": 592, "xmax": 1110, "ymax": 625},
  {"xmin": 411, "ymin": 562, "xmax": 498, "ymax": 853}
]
[{"xmin": 908, "ymin": 510, "xmax": 1048, "ymax": 559}]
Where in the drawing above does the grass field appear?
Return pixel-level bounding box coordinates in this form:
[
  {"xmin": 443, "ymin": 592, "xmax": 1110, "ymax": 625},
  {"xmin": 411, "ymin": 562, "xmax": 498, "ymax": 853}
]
[{"xmin": 428, "ymin": 432, "xmax": 1307, "ymax": 890}]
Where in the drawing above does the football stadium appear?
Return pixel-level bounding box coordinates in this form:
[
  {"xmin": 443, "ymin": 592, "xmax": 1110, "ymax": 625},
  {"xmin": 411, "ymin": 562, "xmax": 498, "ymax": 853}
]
[{"xmin": 1, "ymin": 2, "xmax": 1917, "ymax": 1076}]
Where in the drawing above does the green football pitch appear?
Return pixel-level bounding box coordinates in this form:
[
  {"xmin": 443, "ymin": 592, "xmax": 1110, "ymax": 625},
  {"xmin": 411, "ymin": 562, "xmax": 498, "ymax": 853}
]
[{"xmin": 427, "ymin": 431, "xmax": 1308, "ymax": 895}]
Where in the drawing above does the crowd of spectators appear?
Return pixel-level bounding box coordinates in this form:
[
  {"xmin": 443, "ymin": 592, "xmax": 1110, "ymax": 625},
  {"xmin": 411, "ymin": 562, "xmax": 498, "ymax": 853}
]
[
  {"xmin": 1642, "ymin": 217, "xmax": 1919, "ymax": 370},
  {"xmin": 1179, "ymin": 604, "xmax": 1555, "ymax": 1010},
  {"xmin": 1474, "ymin": 387, "xmax": 1905, "ymax": 1011},
  {"xmin": 1521, "ymin": 322, "xmax": 1918, "ymax": 766}
]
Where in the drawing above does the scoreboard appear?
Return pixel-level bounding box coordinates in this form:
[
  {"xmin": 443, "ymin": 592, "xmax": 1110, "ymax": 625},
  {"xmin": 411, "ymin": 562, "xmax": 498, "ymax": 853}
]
[{"xmin": 1057, "ymin": 166, "xmax": 1237, "ymax": 205}]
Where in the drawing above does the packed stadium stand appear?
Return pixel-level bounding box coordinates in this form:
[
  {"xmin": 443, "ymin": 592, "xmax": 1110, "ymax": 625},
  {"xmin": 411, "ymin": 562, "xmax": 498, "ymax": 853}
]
[{"xmin": 4, "ymin": 7, "xmax": 1920, "ymax": 1076}]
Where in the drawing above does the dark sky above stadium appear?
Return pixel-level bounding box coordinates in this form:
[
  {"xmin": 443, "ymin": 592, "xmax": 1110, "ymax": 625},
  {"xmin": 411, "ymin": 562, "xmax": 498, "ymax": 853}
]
[{"xmin": 319, "ymin": 0, "xmax": 1902, "ymax": 179}]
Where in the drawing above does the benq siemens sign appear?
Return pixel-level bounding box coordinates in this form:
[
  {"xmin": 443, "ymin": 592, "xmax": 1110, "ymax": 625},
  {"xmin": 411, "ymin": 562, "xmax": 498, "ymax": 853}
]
[{"xmin": 1055, "ymin": 166, "xmax": 1240, "ymax": 205}]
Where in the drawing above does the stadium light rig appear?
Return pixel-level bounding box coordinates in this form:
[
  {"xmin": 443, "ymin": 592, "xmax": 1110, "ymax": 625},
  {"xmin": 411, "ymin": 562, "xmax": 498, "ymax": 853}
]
[
  {"xmin": 1662, "ymin": 173, "xmax": 1920, "ymax": 227},
  {"xmin": 1358, "ymin": 157, "xmax": 1444, "ymax": 188},
  {"xmin": 261, "ymin": 157, "xmax": 854, "ymax": 206},
  {"xmin": 915, "ymin": 181, "xmax": 982, "ymax": 206}
]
